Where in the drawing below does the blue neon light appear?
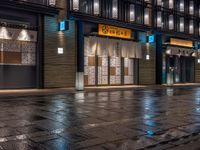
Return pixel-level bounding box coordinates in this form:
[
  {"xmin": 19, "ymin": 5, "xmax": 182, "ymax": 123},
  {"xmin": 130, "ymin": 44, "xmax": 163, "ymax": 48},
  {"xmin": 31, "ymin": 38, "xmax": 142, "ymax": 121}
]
[
  {"xmin": 60, "ymin": 21, "xmax": 66, "ymax": 31},
  {"xmin": 147, "ymin": 130, "xmax": 155, "ymax": 136},
  {"xmin": 148, "ymin": 35, "xmax": 155, "ymax": 43}
]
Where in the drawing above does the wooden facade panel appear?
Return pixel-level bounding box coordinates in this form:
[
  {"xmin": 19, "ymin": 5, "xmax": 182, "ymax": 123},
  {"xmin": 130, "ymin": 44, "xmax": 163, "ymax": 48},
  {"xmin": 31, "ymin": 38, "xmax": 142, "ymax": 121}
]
[
  {"xmin": 139, "ymin": 41, "xmax": 156, "ymax": 85},
  {"xmin": 195, "ymin": 62, "xmax": 200, "ymax": 83},
  {"xmin": 44, "ymin": 65, "xmax": 76, "ymax": 87},
  {"xmin": 3, "ymin": 52, "xmax": 21, "ymax": 64},
  {"xmin": 44, "ymin": 14, "xmax": 76, "ymax": 88}
]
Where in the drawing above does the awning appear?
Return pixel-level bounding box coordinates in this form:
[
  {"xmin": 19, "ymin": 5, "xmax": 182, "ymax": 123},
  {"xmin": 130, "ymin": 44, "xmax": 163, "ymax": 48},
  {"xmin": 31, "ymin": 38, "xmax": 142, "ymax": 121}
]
[
  {"xmin": 84, "ymin": 36, "xmax": 142, "ymax": 59},
  {"xmin": 166, "ymin": 46, "xmax": 196, "ymax": 57}
]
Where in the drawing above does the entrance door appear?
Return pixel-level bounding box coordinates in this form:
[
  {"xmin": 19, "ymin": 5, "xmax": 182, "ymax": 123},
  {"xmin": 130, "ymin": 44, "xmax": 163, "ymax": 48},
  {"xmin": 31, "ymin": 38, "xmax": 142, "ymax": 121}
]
[
  {"xmin": 124, "ymin": 58, "xmax": 134, "ymax": 84},
  {"xmin": 98, "ymin": 56, "xmax": 108, "ymax": 85},
  {"xmin": 181, "ymin": 56, "xmax": 195, "ymax": 83},
  {"xmin": 110, "ymin": 56, "xmax": 121, "ymax": 85},
  {"xmin": 166, "ymin": 55, "xmax": 195, "ymax": 84}
]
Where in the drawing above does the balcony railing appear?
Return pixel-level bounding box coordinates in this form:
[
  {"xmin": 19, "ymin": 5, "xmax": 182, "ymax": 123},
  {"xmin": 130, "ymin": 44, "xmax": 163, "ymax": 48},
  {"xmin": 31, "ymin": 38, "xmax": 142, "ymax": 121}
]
[{"xmin": 3, "ymin": 0, "xmax": 56, "ymax": 7}]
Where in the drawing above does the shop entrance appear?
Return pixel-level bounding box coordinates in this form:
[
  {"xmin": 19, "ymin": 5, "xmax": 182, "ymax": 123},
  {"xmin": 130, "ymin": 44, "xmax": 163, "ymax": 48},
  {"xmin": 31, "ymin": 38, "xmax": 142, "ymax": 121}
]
[
  {"xmin": 84, "ymin": 36, "xmax": 141, "ymax": 86},
  {"xmin": 165, "ymin": 46, "xmax": 195, "ymax": 84}
]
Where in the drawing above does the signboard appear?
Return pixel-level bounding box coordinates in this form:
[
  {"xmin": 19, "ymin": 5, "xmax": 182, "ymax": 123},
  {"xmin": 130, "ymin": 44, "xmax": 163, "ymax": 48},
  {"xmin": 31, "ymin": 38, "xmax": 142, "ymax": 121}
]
[
  {"xmin": 98, "ymin": 24, "xmax": 132, "ymax": 39},
  {"xmin": 170, "ymin": 38, "xmax": 193, "ymax": 48},
  {"xmin": 148, "ymin": 35, "xmax": 155, "ymax": 43},
  {"xmin": 59, "ymin": 21, "xmax": 69, "ymax": 31}
]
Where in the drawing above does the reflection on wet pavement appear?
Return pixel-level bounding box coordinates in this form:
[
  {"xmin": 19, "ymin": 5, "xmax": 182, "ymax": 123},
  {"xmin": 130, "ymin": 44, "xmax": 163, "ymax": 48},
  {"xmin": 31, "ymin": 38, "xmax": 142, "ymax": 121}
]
[{"xmin": 0, "ymin": 87, "xmax": 200, "ymax": 149}]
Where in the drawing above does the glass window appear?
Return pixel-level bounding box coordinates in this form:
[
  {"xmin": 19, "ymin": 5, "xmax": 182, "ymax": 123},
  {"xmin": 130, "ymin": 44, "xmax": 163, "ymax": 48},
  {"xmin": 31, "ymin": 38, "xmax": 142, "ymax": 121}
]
[
  {"xmin": 189, "ymin": 20, "xmax": 194, "ymax": 34},
  {"xmin": 169, "ymin": 15, "xmax": 174, "ymax": 30},
  {"xmin": 179, "ymin": 17, "xmax": 184, "ymax": 32},
  {"xmin": 189, "ymin": 1, "xmax": 194, "ymax": 15},
  {"xmin": 49, "ymin": 0, "xmax": 56, "ymax": 6},
  {"xmin": 144, "ymin": 8, "xmax": 150, "ymax": 25},
  {"xmin": 135, "ymin": 4, "xmax": 143, "ymax": 24},
  {"xmin": 157, "ymin": 0, "xmax": 162, "ymax": 6},
  {"xmin": 112, "ymin": 0, "xmax": 118, "ymax": 19},
  {"xmin": 157, "ymin": 11, "xmax": 162, "ymax": 28},
  {"xmin": 79, "ymin": 0, "xmax": 90, "ymax": 14},
  {"xmin": 199, "ymin": 23, "xmax": 200, "ymax": 36},
  {"xmin": 93, "ymin": 0, "xmax": 100, "ymax": 15},
  {"xmin": 179, "ymin": 0, "xmax": 184, "ymax": 12},
  {"xmin": 72, "ymin": 0, "xmax": 79, "ymax": 11},
  {"xmin": 130, "ymin": 4, "xmax": 135, "ymax": 22},
  {"xmin": 199, "ymin": 5, "xmax": 200, "ymax": 17},
  {"xmin": 169, "ymin": 0, "xmax": 174, "ymax": 9}
]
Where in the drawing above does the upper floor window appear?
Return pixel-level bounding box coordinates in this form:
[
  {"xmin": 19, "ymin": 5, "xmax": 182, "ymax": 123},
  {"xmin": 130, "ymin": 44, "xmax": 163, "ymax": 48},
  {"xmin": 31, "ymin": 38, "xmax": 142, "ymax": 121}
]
[
  {"xmin": 199, "ymin": 5, "xmax": 200, "ymax": 17},
  {"xmin": 79, "ymin": 0, "xmax": 90, "ymax": 14},
  {"xmin": 49, "ymin": 0, "xmax": 56, "ymax": 6},
  {"xmin": 94, "ymin": 0, "xmax": 100, "ymax": 15},
  {"xmin": 199, "ymin": 23, "xmax": 200, "ymax": 36},
  {"xmin": 72, "ymin": 0, "xmax": 79, "ymax": 11},
  {"xmin": 135, "ymin": 4, "xmax": 143, "ymax": 24},
  {"xmin": 189, "ymin": 20, "xmax": 194, "ymax": 34},
  {"xmin": 189, "ymin": 1, "xmax": 194, "ymax": 15},
  {"xmin": 157, "ymin": 11, "xmax": 162, "ymax": 28},
  {"xmin": 179, "ymin": 0, "xmax": 184, "ymax": 12},
  {"xmin": 130, "ymin": 4, "xmax": 135, "ymax": 22},
  {"xmin": 169, "ymin": 15, "xmax": 174, "ymax": 30},
  {"xmin": 157, "ymin": 0, "xmax": 163, "ymax": 6},
  {"xmin": 112, "ymin": 0, "xmax": 118, "ymax": 19},
  {"xmin": 179, "ymin": 17, "xmax": 184, "ymax": 32},
  {"xmin": 72, "ymin": 0, "xmax": 100, "ymax": 15},
  {"xmin": 169, "ymin": 0, "xmax": 174, "ymax": 9},
  {"xmin": 144, "ymin": 8, "xmax": 150, "ymax": 25}
]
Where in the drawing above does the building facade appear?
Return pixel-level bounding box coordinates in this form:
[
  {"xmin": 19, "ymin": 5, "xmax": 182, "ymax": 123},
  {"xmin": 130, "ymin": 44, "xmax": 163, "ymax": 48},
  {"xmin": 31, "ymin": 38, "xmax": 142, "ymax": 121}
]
[
  {"xmin": 65, "ymin": 0, "xmax": 200, "ymax": 89},
  {"xmin": 1, "ymin": 0, "xmax": 200, "ymax": 89}
]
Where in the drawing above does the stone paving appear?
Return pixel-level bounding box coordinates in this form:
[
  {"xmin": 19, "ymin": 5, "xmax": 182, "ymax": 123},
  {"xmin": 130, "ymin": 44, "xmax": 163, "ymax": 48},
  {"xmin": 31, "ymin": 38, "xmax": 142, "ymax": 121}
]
[{"xmin": 0, "ymin": 87, "xmax": 200, "ymax": 149}]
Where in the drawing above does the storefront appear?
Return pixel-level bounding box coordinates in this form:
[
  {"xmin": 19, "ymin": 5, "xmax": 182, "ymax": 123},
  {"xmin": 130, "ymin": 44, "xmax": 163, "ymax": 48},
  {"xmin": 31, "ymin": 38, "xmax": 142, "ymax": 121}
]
[
  {"xmin": 162, "ymin": 38, "xmax": 196, "ymax": 85},
  {"xmin": 0, "ymin": 25, "xmax": 37, "ymax": 89},
  {"xmin": 83, "ymin": 24, "xmax": 142, "ymax": 86},
  {"xmin": 0, "ymin": 5, "xmax": 43, "ymax": 89}
]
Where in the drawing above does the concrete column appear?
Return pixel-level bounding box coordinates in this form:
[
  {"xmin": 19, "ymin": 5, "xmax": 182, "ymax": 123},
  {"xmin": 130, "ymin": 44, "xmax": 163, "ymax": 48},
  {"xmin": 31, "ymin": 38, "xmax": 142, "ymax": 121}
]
[{"xmin": 76, "ymin": 20, "xmax": 84, "ymax": 91}]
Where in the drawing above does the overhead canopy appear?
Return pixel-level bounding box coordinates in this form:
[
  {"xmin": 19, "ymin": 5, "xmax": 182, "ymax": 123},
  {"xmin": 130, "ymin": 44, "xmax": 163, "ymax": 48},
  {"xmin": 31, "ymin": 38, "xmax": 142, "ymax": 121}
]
[{"xmin": 84, "ymin": 36, "xmax": 142, "ymax": 59}]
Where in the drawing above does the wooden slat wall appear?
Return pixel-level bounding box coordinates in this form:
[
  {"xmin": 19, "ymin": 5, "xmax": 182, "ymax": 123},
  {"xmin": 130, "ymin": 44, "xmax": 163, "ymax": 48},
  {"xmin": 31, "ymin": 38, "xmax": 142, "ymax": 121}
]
[
  {"xmin": 44, "ymin": 0, "xmax": 76, "ymax": 88},
  {"xmin": 139, "ymin": 42, "xmax": 156, "ymax": 85},
  {"xmin": 195, "ymin": 61, "xmax": 200, "ymax": 83}
]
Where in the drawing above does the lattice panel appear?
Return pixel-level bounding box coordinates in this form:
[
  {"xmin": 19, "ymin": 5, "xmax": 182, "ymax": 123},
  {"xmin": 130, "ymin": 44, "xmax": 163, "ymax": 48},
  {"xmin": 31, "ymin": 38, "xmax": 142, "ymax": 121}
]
[
  {"xmin": 88, "ymin": 66, "xmax": 96, "ymax": 85},
  {"xmin": 124, "ymin": 58, "xmax": 134, "ymax": 84},
  {"xmin": 21, "ymin": 42, "xmax": 36, "ymax": 53},
  {"xmin": 110, "ymin": 56, "xmax": 121, "ymax": 85},
  {"xmin": 21, "ymin": 53, "xmax": 36, "ymax": 65},
  {"xmin": 84, "ymin": 56, "xmax": 96, "ymax": 86},
  {"xmin": 2, "ymin": 40, "xmax": 21, "ymax": 52},
  {"xmin": 98, "ymin": 56, "xmax": 108, "ymax": 85}
]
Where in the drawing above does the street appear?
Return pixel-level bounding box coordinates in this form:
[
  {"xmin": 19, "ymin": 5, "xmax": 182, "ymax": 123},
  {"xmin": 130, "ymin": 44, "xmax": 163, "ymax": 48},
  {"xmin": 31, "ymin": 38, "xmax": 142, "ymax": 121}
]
[{"xmin": 0, "ymin": 87, "xmax": 199, "ymax": 149}]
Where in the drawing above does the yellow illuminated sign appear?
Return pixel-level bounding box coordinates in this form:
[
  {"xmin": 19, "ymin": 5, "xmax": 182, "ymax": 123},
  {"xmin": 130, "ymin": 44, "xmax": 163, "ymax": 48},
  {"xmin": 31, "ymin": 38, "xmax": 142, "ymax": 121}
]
[
  {"xmin": 170, "ymin": 38, "xmax": 193, "ymax": 48},
  {"xmin": 98, "ymin": 24, "xmax": 132, "ymax": 39}
]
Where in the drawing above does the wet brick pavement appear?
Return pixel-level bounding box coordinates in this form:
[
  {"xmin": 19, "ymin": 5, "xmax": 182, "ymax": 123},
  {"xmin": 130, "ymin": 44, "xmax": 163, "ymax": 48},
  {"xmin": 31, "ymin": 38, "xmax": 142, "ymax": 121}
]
[{"xmin": 0, "ymin": 87, "xmax": 200, "ymax": 149}]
